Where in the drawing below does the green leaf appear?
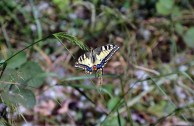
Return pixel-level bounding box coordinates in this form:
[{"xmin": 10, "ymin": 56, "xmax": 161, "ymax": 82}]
[
  {"xmin": 0, "ymin": 118, "xmax": 10, "ymax": 126},
  {"xmin": 183, "ymin": 27, "xmax": 194, "ymax": 48},
  {"xmin": 164, "ymin": 102, "xmax": 175, "ymax": 114},
  {"xmin": 0, "ymin": 69, "xmax": 21, "ymax": 90},
  {"xmin": 2, "ymin": 0, "xmax": 17, "ymax": 8},
  {"xmin": 148, "ymin": 100, "xmax": 167, "ymax": 117},
  {"xmin": 123, "ymin": 1, "xmax": 130, "ymax": 9},
  {"xmin": 156, "ymin": 0, "xmax": 174, "ymax": 15},
  {"xmin": 0, "ymin": 60, "xmax": 5, "ymax": 64},
  {"xmin": 63, "ymin": 74, "xmax": 96, "ymax": 81},
  {"xmin": 52, "ymin": 0, "xmax": 70, "ymax": 11},
  {"xmin": 179, "ymin": 71, "xmax": 194, "ymax": 83},
  {"xmin": 63, "ymin": 83, "xmax": 98, "ymax": 90},
  {"xmin": 53, "ymin": 32, "xmax": 89, "ymax": 51},
  {"xmin": 100, "ymin": 87, "xmax": 113, "ymax": 98},
  {"xmin": 63, "ymin": 74, "xmax": 119, "ymax": 81},
  {"xmin": 19, "ymin": 61, "xmax": 45, "ymax": 88},
  {"xmin": 171, "ymin": 6, "xmax": 181, "ymax": 18},
  {"xmin": 175, "ymin": 23, "xmax": 184, "ymax": 35},
  {"xmin": 0, "ymin": 68, "xmax": 54, "ymax": 90},
  {"xmin": 101, "ymin": 84, "xmax": 114, "ymax": 95},
  {"xmin": 7, "ymin": 52, "xmax": 27, "ymax": 69},
  {"xmin": 1, "ymin": 88, "xmax": 36, "ymax": 109},
  {"xmin": 103, "ymin": 116, "xmax": 126, "ymax": 126},
  {"xmin": 108, "ymin": 97, "xmax": 120, "ymax": 110}
]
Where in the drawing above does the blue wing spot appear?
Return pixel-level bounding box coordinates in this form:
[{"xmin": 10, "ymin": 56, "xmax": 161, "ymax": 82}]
[
  {"xmin": 96, "ymin": 59, "xmax": 106, "ymax": 69},
  {"xmin": 97, "ymin": 64, "xmax": 102, "ymax": 69},
  {"xmin": 86, "ymin": 66, "xmax": 92, "ymax": 72}
]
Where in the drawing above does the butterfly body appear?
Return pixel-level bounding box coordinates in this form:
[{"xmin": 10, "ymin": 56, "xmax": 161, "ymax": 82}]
[{"xmin": 75, "ymin": 44, "xmax": 119, "ymax": 74}]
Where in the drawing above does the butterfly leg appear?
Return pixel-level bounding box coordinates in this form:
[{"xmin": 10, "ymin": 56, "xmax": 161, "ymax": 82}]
[
  {"xmin": 95, "ymin": 71, "xmax": 98, "ymax": 77},
  {"xmin": 96, "ymin": 68, "xmax": 103, "ymax": 77},
  {"xmin": 97, "ymin": 68, "xmax": 103, "ymax": 86}
]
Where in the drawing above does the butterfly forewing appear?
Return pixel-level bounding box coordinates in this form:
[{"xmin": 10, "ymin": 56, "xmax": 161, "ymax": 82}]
[{"xmin": 94, "ymin": 44, "xmax": 119, "ymax": 65}]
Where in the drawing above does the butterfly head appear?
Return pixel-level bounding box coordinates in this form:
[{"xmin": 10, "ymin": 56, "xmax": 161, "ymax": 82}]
[{"xmin": 92, "ymin": 65, "xmax": 97, "ymax": 71}]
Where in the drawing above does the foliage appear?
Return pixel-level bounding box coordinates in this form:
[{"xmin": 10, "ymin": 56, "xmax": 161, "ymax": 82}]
[
  {"xmin": 183, "ymin": 27, "xmax": 194, "ymax": 48},
  {"xmin": 156, "ymin": 0, "xmax": 175, "ymax": 15},
  {"xmin": 0, "ymin": 0, "xmax": 194, "ymax": 125}
]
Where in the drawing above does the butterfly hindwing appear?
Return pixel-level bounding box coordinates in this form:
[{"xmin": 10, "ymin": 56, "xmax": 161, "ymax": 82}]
[{"xmin": 75, "ymin": 52, "xmax": 93, "ymax": 71}]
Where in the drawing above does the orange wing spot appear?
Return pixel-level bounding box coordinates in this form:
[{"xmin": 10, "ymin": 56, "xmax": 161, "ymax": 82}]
[{"xmin": 92, "ymin": 65, "xmax": 97, "ymax": 71}]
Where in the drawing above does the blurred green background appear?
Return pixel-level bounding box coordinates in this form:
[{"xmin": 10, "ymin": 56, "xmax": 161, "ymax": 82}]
[{"xmin": 1, "ymin": 0, "xmax": 194, "ymax": 125}]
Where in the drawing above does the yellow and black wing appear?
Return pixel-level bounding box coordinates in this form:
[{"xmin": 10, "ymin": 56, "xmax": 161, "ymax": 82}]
[
  {"xmin": 74, "ymin": 52, "xmax": 93, "ymax": 72},
  {"xmin": 93, "ymin": 44, "xmax": 119, "ymax": 67},
  {"xmin": 75, "ymin": 44, "xmax": 119, "ymax": 73}
]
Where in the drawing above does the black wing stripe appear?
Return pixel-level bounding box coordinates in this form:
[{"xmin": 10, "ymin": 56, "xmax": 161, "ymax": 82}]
[
  {"xmin": 103, "ymin": 45, "xmax": 119, "ymax": 63},
  {"xmin": 104, "ymin": 45, "xmax": 108, "ymax": 50},
  {"xmin": 75, "ymin": 63, "xmax": 89, "ymax": 69},
  {"xmin": 78, "ymin": 53, "xmax": 89, "ymax": 63}
]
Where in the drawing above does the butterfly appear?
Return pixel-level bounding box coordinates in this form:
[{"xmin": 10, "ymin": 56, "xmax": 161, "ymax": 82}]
[{"xmin": 75, "ymin": 44, "xmax": 119, "ymax": 74}]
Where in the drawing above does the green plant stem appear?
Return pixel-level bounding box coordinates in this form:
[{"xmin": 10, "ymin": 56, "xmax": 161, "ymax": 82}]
[
  {"xmin": 0, "ymin": 63, "xmax": 7, "ymax": 79},
  {"xmin": 121, "ymin": 79, "xmax": 133, "ymax": 126}
]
